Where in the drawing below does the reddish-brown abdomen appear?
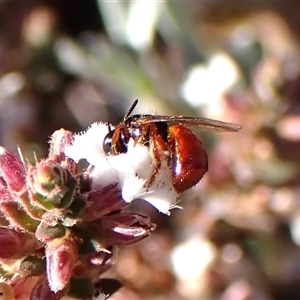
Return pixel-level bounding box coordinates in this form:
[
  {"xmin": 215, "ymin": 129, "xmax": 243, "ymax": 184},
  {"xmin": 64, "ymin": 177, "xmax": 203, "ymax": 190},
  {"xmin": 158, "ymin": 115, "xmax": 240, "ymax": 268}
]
[{"xmin": 169, "ymin": 124, "xmax": 208, "ymax": 193}]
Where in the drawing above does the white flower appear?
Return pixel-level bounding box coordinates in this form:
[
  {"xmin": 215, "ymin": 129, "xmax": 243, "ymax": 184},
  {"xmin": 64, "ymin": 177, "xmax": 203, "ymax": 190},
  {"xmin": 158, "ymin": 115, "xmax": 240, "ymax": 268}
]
[
  {"xmin": 65, "ymin": 122, "xmax": 110, "ymax": 166},
  {"xmin": 65, "ymin": 122, "xmax": 179, "ymax": 215}
]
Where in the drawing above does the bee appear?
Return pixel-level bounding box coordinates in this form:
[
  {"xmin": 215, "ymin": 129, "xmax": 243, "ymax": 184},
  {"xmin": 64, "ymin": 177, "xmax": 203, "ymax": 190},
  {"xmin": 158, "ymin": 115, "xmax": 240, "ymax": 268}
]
[{"xmin": 103, "ymin": 100, "xmax": 241, "ymax": 193}]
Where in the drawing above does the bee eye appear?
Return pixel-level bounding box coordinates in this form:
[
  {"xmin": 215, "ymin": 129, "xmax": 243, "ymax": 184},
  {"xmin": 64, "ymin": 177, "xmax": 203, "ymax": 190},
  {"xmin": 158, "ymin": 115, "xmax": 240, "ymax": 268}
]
[
  {"xmin": 103, "ymin": 130, "xmax": 128, "ymax": 155},
  {"xmin": 103, "ymin": 131, "xmax": 114, "ymax": 155}
]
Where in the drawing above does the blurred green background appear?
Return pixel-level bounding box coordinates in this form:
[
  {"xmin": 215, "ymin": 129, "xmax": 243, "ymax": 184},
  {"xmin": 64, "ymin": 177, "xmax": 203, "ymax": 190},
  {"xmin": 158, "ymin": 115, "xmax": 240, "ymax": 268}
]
[{"xmin": 2, "ymin": 1, "xmax": 300, "ymax": 299}]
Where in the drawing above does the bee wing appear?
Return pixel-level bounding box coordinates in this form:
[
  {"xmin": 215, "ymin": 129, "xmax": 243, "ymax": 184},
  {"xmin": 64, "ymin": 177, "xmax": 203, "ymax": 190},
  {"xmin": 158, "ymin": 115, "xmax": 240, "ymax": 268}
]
[{"xmin": 132, "ymin": 115, "xmax": 241, "ymax": 132}]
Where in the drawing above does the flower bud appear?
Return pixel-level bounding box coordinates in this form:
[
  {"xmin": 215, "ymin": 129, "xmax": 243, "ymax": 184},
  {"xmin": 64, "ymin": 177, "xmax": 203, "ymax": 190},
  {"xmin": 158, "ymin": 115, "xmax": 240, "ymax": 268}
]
[
  {"xmin": 28, "ymin": 161, "xmax": 77, "ymax": 210},
  {"xmin": 49, "ymin": 129, "xmax": 74, "ymax": 162},
  {"xmin": 28, "ymin": 161, "xmax": 64, "ymax": 197},
  {"xmin": 46, "ymin": 236, "xmax": 77, "ymax": 293},
  {"xmin": 0, "ymin": 227, "xmax": 37, "ymax": 259},
  {"xmin": 0, "ymin": 147, "xmax": 26, "ymax": 193},
  {"xmin": 0, "ymin": 163, "xmax": 44, "ymax": 223},
  {"xmin": 81, "ymin": 184, "xmax": 127, "ymax": 220},
  {"xmin": 99, "ymin": 213, "xmax": 155, "ymax": 245}
]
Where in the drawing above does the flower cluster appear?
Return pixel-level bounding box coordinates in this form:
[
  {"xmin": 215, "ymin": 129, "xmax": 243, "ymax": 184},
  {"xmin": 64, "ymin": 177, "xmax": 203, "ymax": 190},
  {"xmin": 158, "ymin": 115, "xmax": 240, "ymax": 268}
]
[{"xmin": 0, "ymin": 128, "xmax": 156, "ymax": 299}]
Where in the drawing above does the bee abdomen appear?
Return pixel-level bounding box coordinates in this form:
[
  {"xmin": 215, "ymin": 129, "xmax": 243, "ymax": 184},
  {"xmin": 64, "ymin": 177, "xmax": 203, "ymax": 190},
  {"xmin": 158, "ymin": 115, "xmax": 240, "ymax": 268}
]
[{"xmin": 169, "ymin": 125, "xmax": 208, "ymax": 193}]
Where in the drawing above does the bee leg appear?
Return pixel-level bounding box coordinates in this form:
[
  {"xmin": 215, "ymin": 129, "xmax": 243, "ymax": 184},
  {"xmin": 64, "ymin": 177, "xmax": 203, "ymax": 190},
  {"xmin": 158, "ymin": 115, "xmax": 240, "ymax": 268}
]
[
  {"xmin": 147, "ymin": 145, "xmax": 161, "ymax": 188},
  {"xmin": 145, "ymin": 125, "xmax": 169, "ymax": 189}
]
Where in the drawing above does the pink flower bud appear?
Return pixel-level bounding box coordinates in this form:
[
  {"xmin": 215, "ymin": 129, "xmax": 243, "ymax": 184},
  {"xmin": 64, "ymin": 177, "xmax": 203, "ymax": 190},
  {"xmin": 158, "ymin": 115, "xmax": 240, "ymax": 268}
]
[
  {"xmin": 0, "ymin": 227, "xmax": 37, "ymax": 259},
  {"xmin": 48, "ymin": 129, "xmax": 76, "ymax": 174},
  {"xmin": 0, "ymin": 147, "xmax": 26, "ymax": 192},
  {"xmin": 28, "ymin": 160, "xmax": 77, "ymax": 209},
  {"xmin": 49, "ymin": 129, "xmax": 74, "ymax": 160},
  {"xmin": 28, "ymin": 161, "xmax": 64, "ymax": 197},
  {"xmin": 81, "ymin": 184, "xmax": 127, "ymax": 220},
  {"xmin": 100, "ymin": 213, "xmax": 155, "ymax": 245},
  {"xmin": 46, "ymin": 236, "xmax": 77, "ymax": 293},
  {"xmin": 0, "ymin": 165, "xmax": 44, "ymax": 223}
]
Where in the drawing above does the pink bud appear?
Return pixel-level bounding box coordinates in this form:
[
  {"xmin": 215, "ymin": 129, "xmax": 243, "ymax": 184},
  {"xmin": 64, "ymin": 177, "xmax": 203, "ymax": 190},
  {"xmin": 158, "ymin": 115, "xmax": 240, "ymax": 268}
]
[
  {"xmin": 48, "ymin": 129, "xmax": 74, "ymax": 161},
  {"xmin": 46, "ymin": 237, "xmax": 77, "ymax": 293},
  {"xmin": 0, "ymin": 227, "xmax": 37, "ymax": 259},
  {"xmin": 82, "ymin": 184, "xmax": 127, "ymax": 220},
  {"xmin": 28, "ymin": 160, "xmax": 77, "ymax": 209},
  {"xmin": 0, "ymin": 147, "xmax": 26, "ymax": 192},
  {"xmin": 0, "ymin": 163, "xmax": 44, "ymax": 223},
  {"xmin": 100, "ymin": 213, "xmax": 155, "ymax": 245},
  {"xmin": 28, "ymin": 161, "xmax": 64, "ymax": 197},
  {"xmin": 50, "ymin": 129, "xmax": 74, "ymax": 151}
]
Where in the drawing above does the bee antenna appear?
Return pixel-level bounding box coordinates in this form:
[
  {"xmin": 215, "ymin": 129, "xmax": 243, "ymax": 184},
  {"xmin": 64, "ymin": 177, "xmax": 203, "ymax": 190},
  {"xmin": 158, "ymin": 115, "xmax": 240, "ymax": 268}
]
[
  {"xmin": 106, "ymin": 122, "xmax": 112, "ymax": 132},
  {"xmin": 124, "ymin": 99, "xmax": 138, "ymax": 120}
]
